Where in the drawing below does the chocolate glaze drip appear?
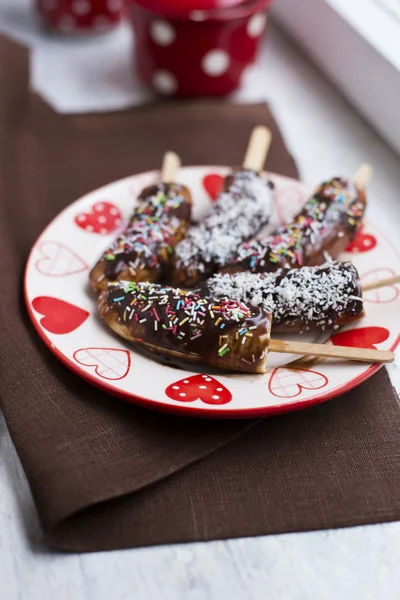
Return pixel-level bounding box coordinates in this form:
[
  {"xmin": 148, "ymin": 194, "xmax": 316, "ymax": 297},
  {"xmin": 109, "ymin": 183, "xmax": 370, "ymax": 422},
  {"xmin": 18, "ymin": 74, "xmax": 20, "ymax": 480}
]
[
  {"xmin": 222, "ymin": 177, "xmax": 366, "ymax": 274},
  {"xmin": 100, "ymin": 281, "xmax": 272, "ymax": 373}
]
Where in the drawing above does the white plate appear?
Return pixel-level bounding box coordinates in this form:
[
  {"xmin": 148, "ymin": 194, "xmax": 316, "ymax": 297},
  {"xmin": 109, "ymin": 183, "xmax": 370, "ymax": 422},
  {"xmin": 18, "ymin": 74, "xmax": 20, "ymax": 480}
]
[{"xmin": 25, "ymin": 167, "xmax": 400, "ymax": 417}]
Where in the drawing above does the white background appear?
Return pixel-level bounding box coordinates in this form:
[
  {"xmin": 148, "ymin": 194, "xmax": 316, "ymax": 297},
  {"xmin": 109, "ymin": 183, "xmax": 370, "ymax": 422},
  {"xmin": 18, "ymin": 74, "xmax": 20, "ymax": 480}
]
[{"xmin": 1, "ymin": 1, "xmax": 400, "ymax": 598}]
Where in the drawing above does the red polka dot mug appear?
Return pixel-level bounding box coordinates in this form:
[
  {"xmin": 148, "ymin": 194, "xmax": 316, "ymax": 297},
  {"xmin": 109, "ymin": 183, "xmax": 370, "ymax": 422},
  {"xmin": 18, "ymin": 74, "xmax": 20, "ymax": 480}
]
[
  {"xmin": 35, "ymin": 0, "xmax": 126, "ymax": 34},
  {"xmin": 128, "ymin": 0, "xmax": 273, "ymax": 97}
]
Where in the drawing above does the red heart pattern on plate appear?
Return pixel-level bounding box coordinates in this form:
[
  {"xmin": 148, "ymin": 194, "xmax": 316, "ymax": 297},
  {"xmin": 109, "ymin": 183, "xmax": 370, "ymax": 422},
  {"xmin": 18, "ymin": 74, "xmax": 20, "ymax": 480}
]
[
  {"xmin": 361, "ymin": 268, "xmax": 399, "ymax": 304},
  {"xmin": 32, "ymin": 297, "xmax": 89, "ymax": 334},
  {"xmin": 268, "ymin": 368, "xmax": 328, "ymax": 399},
  {"xmin": 345, "ymin": 227, "xmax": 377, "ymax": 253},
  {"xmin": 165, "ymin": 374, "xmax": 232, "ymax": 405},
  {"xmin": 74, "ymin": 201, "xmax": 122, "ymax": 234},
  {"xmin": 275, "ymin": 185, "xmax": 308, "ymax": 226},
  {"xmin": 331, "ymin": 326, "xmax": 389, "ymax": 350},
  {"xmin": 202, "ymin": 174, "xmax": 223, "ymax": 202},
  {"xmin": 35, "ymin": 241, "xmax": 88, "ymax": 277},
  {"xmin": 74, "ymin": 348, "xmax": 131, "ymax": 380}
]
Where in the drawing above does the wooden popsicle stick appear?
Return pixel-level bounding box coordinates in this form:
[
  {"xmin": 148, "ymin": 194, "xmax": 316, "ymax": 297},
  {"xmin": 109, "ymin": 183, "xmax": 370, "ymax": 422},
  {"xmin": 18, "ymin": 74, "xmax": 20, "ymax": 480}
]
[
  {"xmin": 242, "ymin": 126, "xmax": 272, "ymax": 173},
  {"xmin": 287, "ymin": 339, "xmax": 333, "ymax": 369},
  {"xmin": 362, "ymin": 273, "xmax": 400, "ymax": 292},
  {"xmin": 353, "ymin": 162, "xmax": 372, "ymax": 189},
  {"xmin": 269, "ymin": 339, "xmax": 394, "ymax": 364},
  {"xmin": 161, "ymin": 151, "xmax": 181, "ymax": 184}
]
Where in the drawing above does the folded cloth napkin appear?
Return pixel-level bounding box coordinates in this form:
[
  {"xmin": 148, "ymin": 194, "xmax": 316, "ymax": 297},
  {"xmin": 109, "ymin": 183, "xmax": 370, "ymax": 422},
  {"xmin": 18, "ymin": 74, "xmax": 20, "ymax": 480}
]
[{"xmin": 1, "ymin": 35, "xmax": 400, "ymax": 553}]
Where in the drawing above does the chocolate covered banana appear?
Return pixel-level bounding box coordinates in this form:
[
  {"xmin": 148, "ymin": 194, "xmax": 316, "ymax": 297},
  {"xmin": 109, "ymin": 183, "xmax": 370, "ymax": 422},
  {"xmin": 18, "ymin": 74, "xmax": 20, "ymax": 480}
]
[
  {"xmin": 98, "ymin": 281, "xmax": 272, "ymax": 373},
  {"xmin": 207, "ymin": 261, "xmax": 364, "ymax": 332},
  {"xmin": 90, "ymin": 182, "xmax": 192, "ymax": 292}
]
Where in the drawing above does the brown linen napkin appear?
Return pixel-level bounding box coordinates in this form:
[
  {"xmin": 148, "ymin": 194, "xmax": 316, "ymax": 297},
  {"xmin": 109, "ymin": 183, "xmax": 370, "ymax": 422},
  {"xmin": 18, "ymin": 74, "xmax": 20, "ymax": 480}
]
[{"xmin": 1, "ymin": 35, "xmax": 400, "ymax": 553}]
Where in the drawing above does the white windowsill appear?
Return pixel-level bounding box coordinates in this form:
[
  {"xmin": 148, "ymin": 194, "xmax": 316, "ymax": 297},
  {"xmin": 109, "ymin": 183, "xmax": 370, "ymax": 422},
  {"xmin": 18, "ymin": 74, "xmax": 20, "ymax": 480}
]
[{"xmin": 270, "ymin": 0, "xmax": 400, "ymax": 155}]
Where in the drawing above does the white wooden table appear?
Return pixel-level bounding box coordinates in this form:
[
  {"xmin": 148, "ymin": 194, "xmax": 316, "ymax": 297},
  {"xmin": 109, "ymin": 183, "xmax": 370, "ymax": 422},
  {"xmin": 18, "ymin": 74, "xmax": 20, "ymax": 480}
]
[{"xmin": 2, "ymin": 21, "xmax": 400, "ymax": 600}]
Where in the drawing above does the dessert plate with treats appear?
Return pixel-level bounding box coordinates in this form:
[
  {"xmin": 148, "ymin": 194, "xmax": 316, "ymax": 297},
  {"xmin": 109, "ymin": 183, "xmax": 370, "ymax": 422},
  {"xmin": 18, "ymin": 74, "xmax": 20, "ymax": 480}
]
[{"xmin": 24, "ymin": 135, "xmax": 400, "ymax": 417}]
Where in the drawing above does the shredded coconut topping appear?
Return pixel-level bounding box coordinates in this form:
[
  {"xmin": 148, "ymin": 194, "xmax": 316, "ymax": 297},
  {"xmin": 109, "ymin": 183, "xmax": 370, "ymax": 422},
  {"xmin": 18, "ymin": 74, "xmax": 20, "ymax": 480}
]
[
  {"xmin": 175, "ymin": 170, "xmax": 273, "ymax": 274},
  {"xmin": 206, "ymin": 261, "xmax": 363, "ymax": 331}
]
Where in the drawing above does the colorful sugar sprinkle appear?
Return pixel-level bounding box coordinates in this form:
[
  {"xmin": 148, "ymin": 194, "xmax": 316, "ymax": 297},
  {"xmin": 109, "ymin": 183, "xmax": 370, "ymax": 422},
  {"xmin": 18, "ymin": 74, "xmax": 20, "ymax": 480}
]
[
  {"xmin": 226, "ymin": 177, "xmax": 365, "ymax": 273},
  {"xmin": 98, "ymin": 183, "xmax": 189, "ymax": 281},
  {"xmin": 104, "ymin": 280, "xmax": 270, "ymax": 367}
]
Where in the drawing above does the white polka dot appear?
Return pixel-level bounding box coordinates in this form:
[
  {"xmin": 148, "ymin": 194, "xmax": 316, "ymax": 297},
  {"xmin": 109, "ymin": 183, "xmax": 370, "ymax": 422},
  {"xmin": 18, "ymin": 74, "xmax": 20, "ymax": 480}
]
[
  {"xmin": 190, "ymin": 10, "xmax": 207, "ymax": 21},
  {"xmin": 212, "ymin": 395, "xmax": 219, "ymax": 400},
  {"xmin": 202, "ymin": 49, "xmax": 230, "ymax": 77},
  {"xmin": 247, "ymin": 13, "xmax": 267, "ymax": 38},
  {"xmin": 114, "ymin": 219, "xmax": 122, "ymax": 226},
  {"xmin": 179, "ymin": 392, "xmax": 186, "ymax": 397},
  {"xmin": 86, "ymin": 225, "xmax": 94, "ymax": 232},
  {"xmin": 216, "ymin": 387, "xmax": 223, "ymax": 391},
  {"xmin": 204, "ymin": 377, "xmax": 212, "ymax": 382},
  {"xmin": 172, "ymin": 385, "xmax": 179, "ymax": 389},
  {"xmin": 77, "ymin": 214, "xmax": 86, "ymax": 222},
  {"xmin": 72, "ymin": 0, "xmax": 90, "ymax": 16},
  {"xmin": 110, "ymin": 207, "xmax": 118, "ymax": 215},
  {"xmin": 94, "ymin": 203, "xmax": 104, "ymax": 211},
  {"xmin": 58, "ymin": 15, "xmax": 75, "ymax": 31},
  {"xmin": 183, "ymin": 380, "xmax": 189, "ymax": 384},
  {"xmin": 98, "ymin": 215, "xmax": 107, "ymax": 224},
  {"xmin": 202, "ymin": 375, "xmax": 207, "ymax": 378},
  {"xmin": 199, "ymin": 385, "xmax": 206, "ymax": 389},
  {"xmin": 100, "ymin": 228, "xmax": 108, "ymax": 234},
  {"xmin": 152, "ymin": 70, "xmax": 177, "ymax": 95},
  {"xmin": 150, "ymin": 20, "xmax": 176, "ymax": 47}
]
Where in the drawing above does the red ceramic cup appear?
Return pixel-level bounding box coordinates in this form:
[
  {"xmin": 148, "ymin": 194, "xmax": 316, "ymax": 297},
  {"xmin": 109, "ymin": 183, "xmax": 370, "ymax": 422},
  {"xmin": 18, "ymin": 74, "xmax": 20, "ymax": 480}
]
[
  {"xmin": 35, "ymin": 0, "xmax": 126, "ymax": 34},
  {"xmin": 128, "ymin": 0, "xmax": 273, "ymax": 97}
]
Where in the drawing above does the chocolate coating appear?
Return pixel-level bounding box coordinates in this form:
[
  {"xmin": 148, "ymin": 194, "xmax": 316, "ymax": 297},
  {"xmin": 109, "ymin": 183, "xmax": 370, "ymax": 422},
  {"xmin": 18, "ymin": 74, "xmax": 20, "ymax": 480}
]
[
  {"xmin": 172, "ymin": 169, "xmax": 274, "ymax": 286},
  {"xmin": 222, "ymin": 177, "xmax": 366, "ymax": 274},
  {"xmin": 99, "ymin": 281, "xmax": 272, "ymax": 373},
  {"xmin": 207, "ymin": 261, "xmax": 364, "ymax": 332},
  {"xmin": 90, "ymin": 182, "xmax": 191, "ymax": 292}
]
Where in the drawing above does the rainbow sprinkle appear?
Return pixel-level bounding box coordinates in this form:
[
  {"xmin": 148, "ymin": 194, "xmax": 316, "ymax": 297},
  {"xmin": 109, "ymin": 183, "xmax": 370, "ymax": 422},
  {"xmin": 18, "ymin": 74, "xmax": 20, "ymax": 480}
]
[
  {"xmin": 227, "ymin": 177, "xmax": 365, "ymax": 273},
  {"xmin": 107, "ymin": 280, "xmax": 262, "ymax": 362},
  {"xmin": 100, "ymin": 183, "xmax": 189, "ymax": 281}
]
